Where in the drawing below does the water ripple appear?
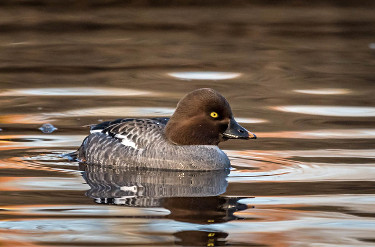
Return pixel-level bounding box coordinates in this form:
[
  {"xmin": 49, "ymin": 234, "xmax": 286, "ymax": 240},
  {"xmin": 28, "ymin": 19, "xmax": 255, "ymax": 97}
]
[
  {"xmin": 294, "ymin": 88, "xmax": 351, "ymax": 95},
  {"xmin": 259, "ymin": 129, "xmax": 375, "ymax": 139},
  {"xmin": 227, "ymin": 150, "xmax": 375, "ymax": 182},
  {"xmin": 273, "ymin": 106, "xmax": 375, "ymax": 117},
  {"xmin": 0, "ymin": 87, "xmax": 153, "ymax": 97},
  {"xmin": 167, "ymin": 72, "xmax": 242, "ymax": 80}
]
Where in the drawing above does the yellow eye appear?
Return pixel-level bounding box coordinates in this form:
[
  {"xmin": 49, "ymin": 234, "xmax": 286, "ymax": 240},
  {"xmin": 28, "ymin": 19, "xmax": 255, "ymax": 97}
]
[{"xmin": 210, "ymin": 112, "xmax": 218, "ymax": 118}]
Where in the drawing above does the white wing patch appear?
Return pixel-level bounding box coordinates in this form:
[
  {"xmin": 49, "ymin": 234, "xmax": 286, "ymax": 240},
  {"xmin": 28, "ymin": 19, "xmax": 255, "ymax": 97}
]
[
  {"xmin": 115, "ymin": 134, "xmax": 137, "ymax": 149},
  {"xmin": 90, "ymin": 129, "xmax": 103, "ymax": 134}
]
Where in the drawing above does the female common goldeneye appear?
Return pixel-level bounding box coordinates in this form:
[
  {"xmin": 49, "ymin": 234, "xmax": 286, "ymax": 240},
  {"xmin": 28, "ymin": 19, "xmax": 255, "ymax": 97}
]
[{"xmin": 76, "ymin": 88, "xmax": 256, "ymax": 170}]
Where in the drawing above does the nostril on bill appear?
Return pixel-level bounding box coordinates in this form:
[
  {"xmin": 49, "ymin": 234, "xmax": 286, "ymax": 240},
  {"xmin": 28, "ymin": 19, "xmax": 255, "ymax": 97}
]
[{"xmin": 238, "ymin": 129, "xmax": 244, "ymax": 133}]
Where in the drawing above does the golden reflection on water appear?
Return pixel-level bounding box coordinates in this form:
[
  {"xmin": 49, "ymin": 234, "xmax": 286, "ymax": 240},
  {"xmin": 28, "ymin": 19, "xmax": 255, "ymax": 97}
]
[
  {"xmin": 0, "ymin": 156, "xmax": 63, "ymax": 172},
  {"xmin": 0, "ymin": 115, "xmax": 49, "ymax": 124},
  {"xmin": 0, "ymin": 238, "xmax": 42, "ymax": 247}
]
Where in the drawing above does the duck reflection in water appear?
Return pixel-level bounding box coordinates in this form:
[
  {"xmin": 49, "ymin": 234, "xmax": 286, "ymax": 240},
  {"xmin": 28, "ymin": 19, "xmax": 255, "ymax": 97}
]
[{"xmin": 80, "ymin": 163, "xmax": 250, "ymax": 245}]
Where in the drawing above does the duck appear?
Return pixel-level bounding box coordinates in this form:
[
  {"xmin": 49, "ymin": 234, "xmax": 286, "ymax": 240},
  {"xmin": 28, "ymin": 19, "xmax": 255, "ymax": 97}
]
[{"xmin": 76, "ymin": 88, "xmax": 256, "ymax": 171}]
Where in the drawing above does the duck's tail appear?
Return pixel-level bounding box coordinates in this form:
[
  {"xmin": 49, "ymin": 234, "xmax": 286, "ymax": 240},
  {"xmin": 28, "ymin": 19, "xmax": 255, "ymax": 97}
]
[{"xmin": 61, "ymin": 150, "xmax": 79, "ymax": 161}]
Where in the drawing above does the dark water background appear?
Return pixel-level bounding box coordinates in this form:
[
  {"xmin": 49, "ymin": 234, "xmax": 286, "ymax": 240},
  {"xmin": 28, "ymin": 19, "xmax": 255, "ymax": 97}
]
[{"xmin": 1, "ymin": 1, "xmax": 375, "ymax": 246}]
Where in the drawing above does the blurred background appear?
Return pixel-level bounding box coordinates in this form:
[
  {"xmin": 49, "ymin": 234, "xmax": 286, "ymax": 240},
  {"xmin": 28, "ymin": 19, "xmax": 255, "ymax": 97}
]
[{"xmin": 1, "ymin": 1, "xmax": 375, "ymax": 246}]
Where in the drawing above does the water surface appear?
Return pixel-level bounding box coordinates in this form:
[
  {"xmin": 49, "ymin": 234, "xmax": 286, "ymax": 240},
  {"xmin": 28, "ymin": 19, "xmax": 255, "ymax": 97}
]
[{"xmin": 1, "ymin": 1, "xmax": 375, "ymax": 246}]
